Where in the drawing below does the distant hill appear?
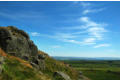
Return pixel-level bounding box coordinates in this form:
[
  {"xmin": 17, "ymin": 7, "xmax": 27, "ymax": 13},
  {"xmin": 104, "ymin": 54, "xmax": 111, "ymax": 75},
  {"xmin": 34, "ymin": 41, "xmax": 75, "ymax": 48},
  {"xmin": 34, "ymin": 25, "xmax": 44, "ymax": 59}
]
[{"xmin": 53, "ymin": 56, "xmax": 120, "ymax": 61}]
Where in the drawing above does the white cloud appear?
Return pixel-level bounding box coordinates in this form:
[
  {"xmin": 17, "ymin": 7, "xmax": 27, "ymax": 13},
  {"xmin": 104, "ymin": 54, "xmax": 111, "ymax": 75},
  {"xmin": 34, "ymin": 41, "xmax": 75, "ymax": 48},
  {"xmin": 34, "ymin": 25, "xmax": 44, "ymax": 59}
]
[
  {"xmin": 80, "ymin": 16, "xmax": 89, "ymax": 22},
  {"xmin": 79, "ymin": 17, "xmax": 108, "ymax": 40},
  {"xmin": 51, "ymin": 33, "xmax": 82, "ymax": 44},
  {"xmin": 83, "ymin": 9, "xmax": 91, "ymax": 15},
  {"xmin": 88, "ymin": 27, "xmax": 107, "ymax": 40},
  {"xmin": 84, "ymin": 38, "xmax": 96, "ymax": 44},
  {"xmin": 59, "ymin": 17, "xmax": 108, "ymax": 45},
  {"xmin": 80, "ymin": 17, "xmax": 99, "ymax": 27},
  {"xmin": 31, "ymin": 32, "xmax": 80, "ymax": 44},
  {"xmin": 82, "ymin": 8, "xmax": 105, "ymax": 15},
  {"xmin": 63, "ymin": 39, "xmax": 81, "ymax": 44},
  {"xmin": 94, "ymin": 44, "xmax": 111, "ymax": 48},
  {"xmin": 80, "ymin": 2, "xmax": 92, "ymax": 8},
  {"xmin": 73, "ymin": 1, "xmax": 92, "ymax": 8},
  {"xmin": 54, "ymin": 33, "xmax": 77, "ymax": 39},
  {"xmin": 31, "ymin": 17, "xmax": 109, "ymax": 47},
  {"xmin": 31, "ymin": 32, "xmax": 40, "ymax": 36}
]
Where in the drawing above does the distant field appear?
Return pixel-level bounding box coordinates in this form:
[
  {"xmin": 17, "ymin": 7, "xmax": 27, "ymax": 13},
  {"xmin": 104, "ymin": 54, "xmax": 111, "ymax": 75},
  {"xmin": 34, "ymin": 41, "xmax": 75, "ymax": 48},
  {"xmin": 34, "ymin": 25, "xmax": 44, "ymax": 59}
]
[{"xmin": 62, "ymin": 60, "xmax": 120, "ymax": 80}]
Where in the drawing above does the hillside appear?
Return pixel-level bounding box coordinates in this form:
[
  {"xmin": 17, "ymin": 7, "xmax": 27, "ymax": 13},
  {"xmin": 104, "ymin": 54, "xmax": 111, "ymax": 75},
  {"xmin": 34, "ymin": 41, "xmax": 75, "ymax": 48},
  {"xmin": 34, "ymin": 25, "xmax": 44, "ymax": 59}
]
[{"xmin": 0, "ymin": 26, "xmax": 82, "ymax": 80}]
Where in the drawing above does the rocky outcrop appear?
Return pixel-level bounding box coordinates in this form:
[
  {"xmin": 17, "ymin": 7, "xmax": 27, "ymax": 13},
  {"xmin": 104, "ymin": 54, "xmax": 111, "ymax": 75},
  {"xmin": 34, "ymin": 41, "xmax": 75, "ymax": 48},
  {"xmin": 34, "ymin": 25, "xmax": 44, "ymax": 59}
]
[
  {"xmin": 0, "ymin": 26, "xmax": 45, "ymax": 70},
  {"xmin": 0, "ymin": 26, "xmax": 78, "ymax": 80}
]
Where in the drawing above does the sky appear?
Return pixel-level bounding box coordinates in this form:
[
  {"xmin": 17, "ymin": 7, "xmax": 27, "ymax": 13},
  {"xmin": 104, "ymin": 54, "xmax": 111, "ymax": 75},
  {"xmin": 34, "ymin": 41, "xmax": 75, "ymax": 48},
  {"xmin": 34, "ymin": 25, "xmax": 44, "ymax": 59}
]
[{"xmin": 0, "ymin": 1, "xmax": 120, "ymax": 57}]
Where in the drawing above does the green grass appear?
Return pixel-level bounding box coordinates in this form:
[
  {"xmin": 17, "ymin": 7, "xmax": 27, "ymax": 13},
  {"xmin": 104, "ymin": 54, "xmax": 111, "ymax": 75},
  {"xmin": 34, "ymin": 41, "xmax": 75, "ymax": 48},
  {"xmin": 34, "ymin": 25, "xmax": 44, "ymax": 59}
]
[
  {"xmin": 63, "ymin": 60, "xmax": 120, "ymax": 68},
  {"xmin": 0, "ymin": 57, "xmax": 48, "ymax": 80},
  {"xmin": 82, "ymin": 70, "xmax": 120, "ymax": 80},
  {"xmin": 62, "ymin": 60, "xmax": 120, "ymax": 80},
  {"xmin": 43, "ymin": 55, "xmax": 79, "ymax": 80}
]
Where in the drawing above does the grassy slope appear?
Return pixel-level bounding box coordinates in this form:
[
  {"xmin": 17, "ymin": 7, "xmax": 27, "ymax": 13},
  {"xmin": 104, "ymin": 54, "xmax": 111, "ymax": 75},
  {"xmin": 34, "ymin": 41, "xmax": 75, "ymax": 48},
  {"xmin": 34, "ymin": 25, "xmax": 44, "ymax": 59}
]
[
  {"xmin": 38, "ymin": 51, "xmax": 79, "ymax": 80},
  {"xmin": 0, "ymin": 48, "xmax": 50, "ymax": 80},
  {"xmin": 1, "ymin": 58, "xmax": 50, "ymax": 80},
  {"xmin": 0, "ymin": 49, "xmax": 79, "ymax": 80}
]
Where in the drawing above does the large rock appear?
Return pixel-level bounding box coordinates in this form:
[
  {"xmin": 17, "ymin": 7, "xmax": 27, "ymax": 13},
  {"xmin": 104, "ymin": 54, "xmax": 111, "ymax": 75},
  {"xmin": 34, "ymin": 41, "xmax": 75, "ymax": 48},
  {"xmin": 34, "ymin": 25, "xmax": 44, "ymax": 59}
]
[
  {"xmin": 0, "ymin": 26, "xmax": 45, "ymax": 70},
  {"xmin": 0, "ymin": 26, "xmax": 38, "ymax": 61},
  {"xmin": 53, "ymin": 71, "xmax": 71, "ymax": 80}
]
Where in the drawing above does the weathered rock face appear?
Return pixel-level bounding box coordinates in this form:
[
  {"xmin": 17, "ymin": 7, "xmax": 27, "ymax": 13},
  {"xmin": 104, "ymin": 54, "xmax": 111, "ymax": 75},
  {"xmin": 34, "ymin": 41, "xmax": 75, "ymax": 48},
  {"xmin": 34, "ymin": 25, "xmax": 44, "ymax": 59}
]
[{"xmin": 0, "ymin": 26, "xmax": 45, "ymax": 70}]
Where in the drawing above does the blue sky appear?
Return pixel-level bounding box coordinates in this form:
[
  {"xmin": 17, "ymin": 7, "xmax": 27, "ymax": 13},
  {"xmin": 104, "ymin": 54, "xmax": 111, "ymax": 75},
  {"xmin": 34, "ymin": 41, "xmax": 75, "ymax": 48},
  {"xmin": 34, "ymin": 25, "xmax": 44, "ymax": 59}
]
[{"xmin": 0, "ymin": 1, "xmax": 120, "ymax": 57}]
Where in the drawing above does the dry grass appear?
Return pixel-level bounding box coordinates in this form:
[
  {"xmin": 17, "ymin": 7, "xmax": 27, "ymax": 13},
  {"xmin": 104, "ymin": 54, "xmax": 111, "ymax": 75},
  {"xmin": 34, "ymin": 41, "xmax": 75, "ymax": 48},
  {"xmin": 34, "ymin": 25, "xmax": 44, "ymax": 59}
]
[
  {"xmin": 8, "ymin": 56, "xmax": 32, "ymax": 68},
  {"xmin": 0, "ymin": 48, "xmax": 7, "ymax": 57},
  {"xmin": 0, "ymin": 48, "xmax": 32, "ymax": 68}
]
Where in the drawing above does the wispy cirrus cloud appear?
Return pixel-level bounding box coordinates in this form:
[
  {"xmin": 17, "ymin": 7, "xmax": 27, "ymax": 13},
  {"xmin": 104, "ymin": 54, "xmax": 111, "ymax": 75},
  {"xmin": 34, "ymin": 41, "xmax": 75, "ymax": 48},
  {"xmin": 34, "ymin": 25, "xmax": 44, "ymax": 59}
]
[
  {"xmin": 31, "ymin": 32, "xmax": 40, "ymax": 36},
  {"xmin": 73, "ymin": 1, "xmax": 92, "ymax": 8},
  {"xmin": 60, "ymin": 16, "xmax": 108, "ymax": 44},
  {"xmin": 80, "ymin": 2, "xmax": 92, "ymax": 8},
  {"xmin": 0, "ymin": 10, "xmax": 45, "ymax": 21},
  {"xmin": 83, "ymin": 38, "xmax": 96, "ymax": 45},
  {"xmin": 64, "ymin": 16, "xmax": 108, "ymax": 46},
  {"xmin": 79, "ymin": 16, "xmax": 108, "ymax": 40},
  {"xmin": 53, "ymin": 33, "xmax": 77, "ymax": 39},
  {"xmin": 82, "ymin": 8, "xmax": 105, "ymax": 15},
  {"xmin": 30, "ymin": 2, "xmax": 109, "ymax": 48},
  {"xmin": 31, "ymin": 16, "xmax": 109, "ymax": 47},
  {"xmin": 94, "ymin": 44, "xmax": 111, "ymax": 48},
  {"xmin": 74, "ymin": 2, "xmax": 105, "ymax": 15},
  {"xmin": 31, "ymin": 32, "xmax": 80, "ymax": 44}
]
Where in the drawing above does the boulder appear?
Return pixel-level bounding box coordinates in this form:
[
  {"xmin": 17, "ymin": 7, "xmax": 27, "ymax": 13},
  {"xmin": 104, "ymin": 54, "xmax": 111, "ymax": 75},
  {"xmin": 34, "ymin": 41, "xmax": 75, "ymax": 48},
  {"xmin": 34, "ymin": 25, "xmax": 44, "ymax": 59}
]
[
  {"xmin": 30, "ymin": 62, "xmax": 39, "ymax": 69},
  {"xmin": 79, "ymin": 71, "xmax": 83, "ymax": 75},
  {"xmin": 38, "ymin": 54, "xmax": 45, "ymax": 60},
  {"xmin": 53, "ymin": 71, "xmax": 71, "ymax": 80}
]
